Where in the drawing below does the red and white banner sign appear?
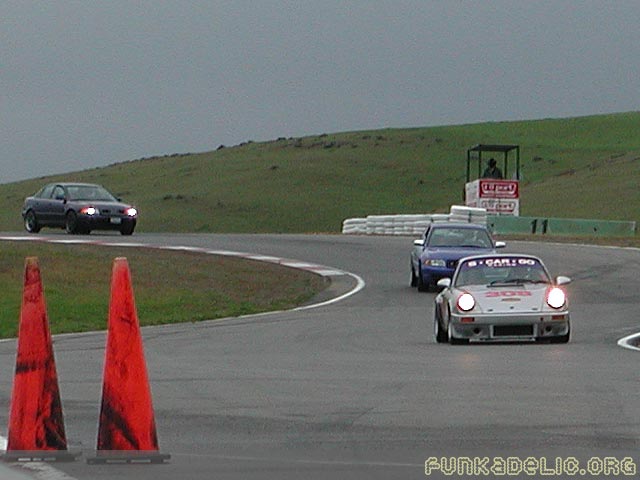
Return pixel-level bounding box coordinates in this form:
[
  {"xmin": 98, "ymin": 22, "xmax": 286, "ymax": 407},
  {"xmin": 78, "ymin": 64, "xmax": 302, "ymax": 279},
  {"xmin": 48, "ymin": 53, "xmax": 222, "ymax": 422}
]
[
  {"xmin": 477, "ymin": 199, "xmax": 520, "ymax": 215},
  {"xmin": 465, "ymin": 179, "xmax": 520, "ymax": 216},
  {"xmin": 479, "ymin": 180, "xmax": 519, "ymax": 199}
]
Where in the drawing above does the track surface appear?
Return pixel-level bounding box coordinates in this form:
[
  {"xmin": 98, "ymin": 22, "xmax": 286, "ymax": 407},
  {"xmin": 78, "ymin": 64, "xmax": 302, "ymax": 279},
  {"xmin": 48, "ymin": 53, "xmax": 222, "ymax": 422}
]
[{"xmin": 1, "ymin": 233, "xmax": 640, "ymax": 479}]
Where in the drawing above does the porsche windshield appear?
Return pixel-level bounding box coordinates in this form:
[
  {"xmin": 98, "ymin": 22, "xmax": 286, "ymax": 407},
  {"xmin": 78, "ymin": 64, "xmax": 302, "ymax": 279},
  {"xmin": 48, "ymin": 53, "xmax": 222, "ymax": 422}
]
[{"xmin": 455, "ymin": 257, "xmax": 550, "ymax": 287}]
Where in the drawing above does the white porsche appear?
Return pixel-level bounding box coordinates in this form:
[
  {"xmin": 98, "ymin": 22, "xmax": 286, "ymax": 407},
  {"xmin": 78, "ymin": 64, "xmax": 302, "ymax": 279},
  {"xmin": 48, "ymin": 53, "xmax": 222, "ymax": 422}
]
[{"xmin": 434, "ymin": 254, "xmax": 571, "ymax": 344}]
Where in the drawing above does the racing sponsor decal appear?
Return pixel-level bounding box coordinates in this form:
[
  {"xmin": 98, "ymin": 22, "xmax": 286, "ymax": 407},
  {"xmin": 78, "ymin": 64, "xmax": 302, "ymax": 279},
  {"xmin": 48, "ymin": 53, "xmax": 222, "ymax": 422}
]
[{"xmin": 465, "ymin": 257, "xmax": 538, "ymax": 268}]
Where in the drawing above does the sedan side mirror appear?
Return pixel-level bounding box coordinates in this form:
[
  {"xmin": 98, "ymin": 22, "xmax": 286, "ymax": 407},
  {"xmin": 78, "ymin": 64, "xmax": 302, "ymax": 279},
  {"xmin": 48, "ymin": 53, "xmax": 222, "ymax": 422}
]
[
  {"xmin": 556, "ymin": 276, "xmax": 572, "ymax": 286},
  {"xmin": 495, "ymin": 241, "xmax": 506, "ymax": 249},
  {"xmin": 413, "ymin": 239, "xmax": 425, "ymax": 247}
]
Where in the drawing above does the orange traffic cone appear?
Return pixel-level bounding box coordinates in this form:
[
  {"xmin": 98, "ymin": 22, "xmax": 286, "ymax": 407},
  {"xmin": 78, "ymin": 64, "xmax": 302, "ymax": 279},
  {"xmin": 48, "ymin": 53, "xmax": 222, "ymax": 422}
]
[
  {"xmin": 87, "ymin": 257, "xmax": 169, "ymax": 464},
  {"xmin": 2, "ymin": 257, "xmax": 79, "ymax": 462}
]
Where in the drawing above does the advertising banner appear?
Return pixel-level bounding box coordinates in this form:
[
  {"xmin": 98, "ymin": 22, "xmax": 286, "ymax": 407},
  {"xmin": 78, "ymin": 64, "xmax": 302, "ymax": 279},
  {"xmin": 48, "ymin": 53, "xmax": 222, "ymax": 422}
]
[{"xmin": 465, "ymin": 179, "xmax": 520, "ymax": 216}]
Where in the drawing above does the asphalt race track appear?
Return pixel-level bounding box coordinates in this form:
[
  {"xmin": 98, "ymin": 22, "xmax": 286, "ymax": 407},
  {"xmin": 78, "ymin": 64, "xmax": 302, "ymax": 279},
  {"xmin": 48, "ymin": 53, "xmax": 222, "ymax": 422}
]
[{"xmin": 2, "ymin": 233, "xmax": 640, "ymax": 480}]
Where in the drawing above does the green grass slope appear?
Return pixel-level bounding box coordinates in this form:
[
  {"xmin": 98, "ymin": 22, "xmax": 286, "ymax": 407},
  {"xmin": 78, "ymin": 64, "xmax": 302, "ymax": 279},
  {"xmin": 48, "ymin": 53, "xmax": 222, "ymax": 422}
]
[{"xmin": 1, "ymin": 111, "xmax": 639, "ymax": 233}]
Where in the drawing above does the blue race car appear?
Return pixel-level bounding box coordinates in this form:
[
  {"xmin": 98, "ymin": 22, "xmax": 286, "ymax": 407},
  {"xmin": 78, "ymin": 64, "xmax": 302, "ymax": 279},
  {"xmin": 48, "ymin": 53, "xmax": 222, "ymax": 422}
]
[{"xmin": 410, "ymin": 222, "xmax": 505, "ymax": 292}]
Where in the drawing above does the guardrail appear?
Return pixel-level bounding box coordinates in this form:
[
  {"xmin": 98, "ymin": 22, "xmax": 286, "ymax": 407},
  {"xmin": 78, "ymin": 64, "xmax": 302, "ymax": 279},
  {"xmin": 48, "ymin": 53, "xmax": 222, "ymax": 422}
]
[{"xmin": 487, "ymin": 215, "xmax": 637, "ymax": 237}]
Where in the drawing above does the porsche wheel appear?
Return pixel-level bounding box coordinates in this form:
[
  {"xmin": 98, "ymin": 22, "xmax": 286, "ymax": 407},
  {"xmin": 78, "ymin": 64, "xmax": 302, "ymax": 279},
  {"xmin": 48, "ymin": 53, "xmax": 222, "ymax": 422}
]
[
  {"xmin": 549, "ymin": 325, "xmax": 570, "ymax": 344},
  {"xmin": 447, "ymin": 320, "xmax": 468, "ymax": 345},
  {"xmin": 434, "ymin": 306, "xmax": 447, "ymax": 343}
]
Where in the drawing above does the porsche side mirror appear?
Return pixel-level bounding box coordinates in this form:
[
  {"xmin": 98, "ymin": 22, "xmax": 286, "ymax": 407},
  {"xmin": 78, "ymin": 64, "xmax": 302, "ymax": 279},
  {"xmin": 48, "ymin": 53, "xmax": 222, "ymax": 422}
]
[
  {"xmin": 495, "ymin": 241, "xmax": 506, "ymax": 249},
  {"xmin": 437, "ymin": 278, "xmax": 451, "ymax": 289},
  {"xmin": 556, "ymin": 276, "xmax": 572, "ymax": 286}
]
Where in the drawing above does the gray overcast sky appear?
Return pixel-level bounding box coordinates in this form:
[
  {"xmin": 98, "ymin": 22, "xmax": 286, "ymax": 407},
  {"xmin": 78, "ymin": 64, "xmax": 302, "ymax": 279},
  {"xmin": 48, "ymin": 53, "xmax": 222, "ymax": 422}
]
[{"xmin": 2, "ymin": 1, "xmax": 639, "ymax": 183}]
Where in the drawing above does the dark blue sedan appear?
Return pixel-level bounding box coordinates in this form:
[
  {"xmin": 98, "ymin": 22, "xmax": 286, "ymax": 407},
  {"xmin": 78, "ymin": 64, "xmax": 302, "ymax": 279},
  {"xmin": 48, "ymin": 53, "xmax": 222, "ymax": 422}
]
[
  {"xmin": 410, "ymin": 222, "xmax": 504, "ymax": 292},
  {"xmin": 22, "ymin": 182, "xmax": 138, "ymax": 235}
]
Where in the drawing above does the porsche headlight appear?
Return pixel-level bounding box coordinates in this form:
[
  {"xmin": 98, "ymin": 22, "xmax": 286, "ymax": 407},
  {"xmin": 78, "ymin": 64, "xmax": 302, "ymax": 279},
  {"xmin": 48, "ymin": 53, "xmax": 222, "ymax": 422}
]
[
  {"xmin": 457, "ymin": 293, "xmax": 476, "ymax": 312},
  {"xmin": 546, "ymin": 287, "xmax": 566, "ymax": 309}
]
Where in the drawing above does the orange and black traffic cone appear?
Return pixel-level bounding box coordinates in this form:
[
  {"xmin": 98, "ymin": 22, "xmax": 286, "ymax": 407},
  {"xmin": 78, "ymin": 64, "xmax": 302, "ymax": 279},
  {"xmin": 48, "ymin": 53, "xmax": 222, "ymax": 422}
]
[
  {"xmin": 87, "ymin": 257, "xmax": 169, "ymax": 464},
  {"xmin": 2, "ymin": 257, "xmax": 79, "ymax": 462}
]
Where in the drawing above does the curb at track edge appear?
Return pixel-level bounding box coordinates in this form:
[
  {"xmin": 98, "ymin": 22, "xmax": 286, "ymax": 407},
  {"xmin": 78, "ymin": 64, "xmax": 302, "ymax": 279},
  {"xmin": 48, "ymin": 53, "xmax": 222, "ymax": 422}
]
[{"xmin": 0, "ymin": 235, "xmax": 366, "ymax": 319}]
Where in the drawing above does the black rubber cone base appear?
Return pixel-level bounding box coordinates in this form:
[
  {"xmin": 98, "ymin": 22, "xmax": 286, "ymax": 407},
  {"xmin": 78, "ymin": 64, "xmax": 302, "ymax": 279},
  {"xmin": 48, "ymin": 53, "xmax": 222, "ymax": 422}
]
[
  {"xmin": 1, "ymin": 450, "xmax": 81, "ymax": 462},
  {"xmin": 87, "ymin": 450, "xmax": 170, "ymax": 464}
]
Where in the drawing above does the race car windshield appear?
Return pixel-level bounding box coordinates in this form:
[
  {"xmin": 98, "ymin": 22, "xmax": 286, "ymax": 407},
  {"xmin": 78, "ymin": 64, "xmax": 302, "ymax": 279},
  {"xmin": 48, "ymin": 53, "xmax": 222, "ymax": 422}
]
[
  {"xmin": 428, "ymin": 228, "xmax": 492, "ymax": 248},
  {"xmin": 455, "ymin": 257, "xmax": 550, "ymax": 287}
]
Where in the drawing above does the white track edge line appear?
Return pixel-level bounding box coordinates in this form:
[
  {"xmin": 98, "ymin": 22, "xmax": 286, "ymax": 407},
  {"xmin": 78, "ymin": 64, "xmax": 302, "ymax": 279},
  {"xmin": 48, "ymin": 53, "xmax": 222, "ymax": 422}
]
[{"xmin": 617, "ymin": 332, "xmax": 640, "ymax": 352}]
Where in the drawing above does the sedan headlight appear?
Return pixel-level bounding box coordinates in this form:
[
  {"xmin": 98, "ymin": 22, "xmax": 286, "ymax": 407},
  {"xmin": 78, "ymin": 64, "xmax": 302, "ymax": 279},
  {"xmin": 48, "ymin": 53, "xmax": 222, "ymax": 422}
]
[
  {"xmin": 546, "ymin": 287, "xmax": 566, "ymax": 309},
  {"xmin": 125, "ymin": 207, "xmax": 138, "ymax": 217},
  {"xmin": 80, "ymin": 207, "xmax": 98, "ymax": 215},
  {"xmin": 424, "ymin": 259, "xmax": 446, "ymax": 267},
  {"xmin": 457, "ymin": 293, "xmax": 476, "ymax": 312}
]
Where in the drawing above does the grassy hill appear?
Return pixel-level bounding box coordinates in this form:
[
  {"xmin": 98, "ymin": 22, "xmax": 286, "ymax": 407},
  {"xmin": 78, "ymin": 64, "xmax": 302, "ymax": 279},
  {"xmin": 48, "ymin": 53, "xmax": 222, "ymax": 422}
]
[{"xmin": 1, "ymin": 111, "xmax": 639, "ymax": 233}]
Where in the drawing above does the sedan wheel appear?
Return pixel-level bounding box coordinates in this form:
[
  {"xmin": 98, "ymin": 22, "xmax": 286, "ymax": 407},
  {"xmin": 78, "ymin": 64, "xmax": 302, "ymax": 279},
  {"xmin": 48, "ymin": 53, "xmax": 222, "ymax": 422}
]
[
  {"xmin": 24, "ymin": 210, "xmax": 41, "ymax": 233},
  {"xmin": 417, "ymin": 271, "xmax": 430, "ymax": 292},
  {"xmin": 410, "ymin": 264, "xmax": 418, "ymax": 287},
  {"xmin": 65, "ymin": 211, "xmax": 79, "ymax": 234},
  {"xmin": 120, "ymin": 223, "xmax": 135, "ymax": 236}
]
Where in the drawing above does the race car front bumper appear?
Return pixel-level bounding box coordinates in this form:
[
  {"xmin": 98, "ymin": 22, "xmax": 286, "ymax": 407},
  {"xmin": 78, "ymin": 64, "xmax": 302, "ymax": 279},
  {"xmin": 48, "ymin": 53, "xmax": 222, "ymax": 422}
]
[{"xmin": 449, "ymin": 311, "xmax": 570, "ymax": 342}]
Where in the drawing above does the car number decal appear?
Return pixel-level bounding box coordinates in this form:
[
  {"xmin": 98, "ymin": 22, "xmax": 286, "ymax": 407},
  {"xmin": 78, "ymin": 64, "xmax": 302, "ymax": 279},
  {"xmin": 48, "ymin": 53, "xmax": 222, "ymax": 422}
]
[{"xmin": 485, "ymin": 291, "xmax": 532, "ymax": 297}]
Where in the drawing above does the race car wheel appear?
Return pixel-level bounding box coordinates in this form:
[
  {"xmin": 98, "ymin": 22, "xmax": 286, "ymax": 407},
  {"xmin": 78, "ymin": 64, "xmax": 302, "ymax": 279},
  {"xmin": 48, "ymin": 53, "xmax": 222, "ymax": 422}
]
[
  {"xmin": 434, "ymin": 306, "xmax": 447, "ymax": 343},
  {"xmin": 24, "ymin": 210, "xmax": 41, "ymax": 233},
  {"xmin": 447, "ymin": 319, "xmax": 468, "ymax": 345},
  {"xmin": 549, "ymin": 325, "xmax": 570, "ymax": 344},
  {"xmin": 417, "ymin": 271, "xmax": 430, "ymax": 292},
  {"xmin": 410, "ymin": 264, "xmax": 418, "ymax": 287}
]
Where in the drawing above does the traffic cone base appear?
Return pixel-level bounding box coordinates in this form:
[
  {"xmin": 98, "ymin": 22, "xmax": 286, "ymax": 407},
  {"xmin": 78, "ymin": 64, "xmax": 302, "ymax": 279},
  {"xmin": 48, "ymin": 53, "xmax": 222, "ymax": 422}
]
[
  {"xmin": 2, "ymin": 450, "xmax": 81, "ymax": 463},
  {"xmin": 87, "ymin": 451, "xmax": 170, "ymax": 465}
]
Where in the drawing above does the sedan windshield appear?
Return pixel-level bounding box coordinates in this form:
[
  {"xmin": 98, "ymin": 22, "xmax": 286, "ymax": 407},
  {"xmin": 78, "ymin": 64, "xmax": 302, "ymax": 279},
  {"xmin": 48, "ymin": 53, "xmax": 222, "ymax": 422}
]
[
  {"xmin": 67, "ymin": 185, "xmax": 117, "ymax": 202},
  {"xmin": 455, "ymin": 257, "xmax": 550, "ymax": 287},
  {"xmin": 428, "ymin": 227, "xmax": 492, "ymax": 248}
]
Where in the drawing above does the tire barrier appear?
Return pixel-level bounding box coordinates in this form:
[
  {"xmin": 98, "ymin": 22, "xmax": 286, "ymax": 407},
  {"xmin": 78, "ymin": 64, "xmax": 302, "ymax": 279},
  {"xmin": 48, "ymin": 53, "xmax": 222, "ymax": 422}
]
[
  {"xmin": 2, "ymin": 258, "xmax": 80, "ymax": 462},
  {"xmin": 449, "ymin": 205, "xmax": 488, "ymax": 224},
  {"xmin": 342, "ymin": 206, "xmax": 487, "ymax": 236},
  {"xmin": 1, "ymin": 257, "xmax": 169, "ymax": 465}
]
